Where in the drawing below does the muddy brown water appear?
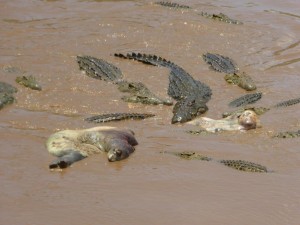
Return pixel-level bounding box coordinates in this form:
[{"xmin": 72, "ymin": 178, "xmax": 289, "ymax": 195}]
[{"xmin": 1, "ymin": 0, "xmax": 300, "ymax": 224}]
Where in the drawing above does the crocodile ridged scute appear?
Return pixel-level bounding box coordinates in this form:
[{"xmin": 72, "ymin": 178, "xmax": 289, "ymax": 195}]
[
  {"xmin": 219, "ymin": 160, "xmax": 268, "ymax": 172},
  {"xmin": 200, "ymin": 12, "xmax": 243, "ymax": 25},
  {"xmin": 114, "ymin": 53, "xmax": 175, "ymax": 68},
  {"xmin": 273, "ymin": 130, "xmax": 300, "ymax": 138},
  {"xmin": 161, "ymin": 151, "xmax": 270, "ymax": 172},
  {"xmin": 228, "ymin": 92, "xmax": 262, "ymax": 108},
  {"xmin": 273, "ymin": 97, "xmax": 300, "ymax": 108},
  {"xmin": 77, "ymin": 55, "xmax": 123, "ymax": 82},
  {"xmin": 114, "ymin": 53, "xmax": 212, "ymax": 101},
  {"xmin": 115, "ymin": 52, "xmax": 212, "ymax": 123},
  {"xmin": 203, "ymin": 53, "xmax": 238, "ymax": 74},
  {"xmin": 85, "ymin": 113, "xmax": 155, "ymax": 123},
  {"xmin": 154, "ymin": 1, "xmax": 190, "ymax": 9}
]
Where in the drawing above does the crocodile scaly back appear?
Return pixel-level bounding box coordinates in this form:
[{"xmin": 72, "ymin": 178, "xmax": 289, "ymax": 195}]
[
  {"xmin": 85, "ymin": 113, "xmax": 155, "ymax": 123},
  {"xmin": 77, "ymin": 56, "xmax": 123, "ymax": 82}
]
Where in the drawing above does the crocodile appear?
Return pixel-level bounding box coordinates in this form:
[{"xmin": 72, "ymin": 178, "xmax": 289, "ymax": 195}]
[
  {"xmin": 0, "ymin": 81, "xmax": 17, "ymax": 110},
  {"xmin": 162, "ymin": 151, "xmax": 213, "ymax": 161},
  {"xmin": 16, "ymin": 75, "xmax": 42, "ymax": 91},
  {"xmin": 171, "ymin": 95, "xmax": 208, "ymax": 124},
  {"xmin": 161, "ymin": 151, "xmax": 269, "ymax": 172},
  {"xmin": 222, "ymin": 97, "xmax": 300, "ymax": 118},
  {"xmin": 154, "ymin": 1, "xmax": 190, "ymax": 9},
  {"xmin": 228, "ymin": 92, "xmax": 262, "ymax": 108},
  {"xmin": 3, "ymin": 66, "xmax": 42, "ymax": 91},
  {"xmin": 46, "ymin": 126, "xmax": 138, "ymax": 169},
  {"xmin": 117, "ymin": 80, "xmax": 172, "ymax": 105},
  {"xmin": 77, "ymin": 55, "xmax": 172, "ymax": 105},
  {"xmin": 114, "ymin": 52, "xmax": 212, "ymax": 123},
  {"xmin": 154, "ymin": 1, "xmax": 242, "ymax": 24},
  {"xmin": 272, "ymin": 130, "xmax": 300, "ymax": 138},
  {"xmin": 203, "ymin": 53, "xmax": 256, "ymax": 91},
  {"xmin": 187, "ymin": 109, "xmax": 259, "ymax": 133},
  {"xmin": 85, "ymin": 112, "xmax": 155, "ymax": 123},
  {"xmin": 199, "ymin": 12, "xmax": 243, "ymax": 25}
]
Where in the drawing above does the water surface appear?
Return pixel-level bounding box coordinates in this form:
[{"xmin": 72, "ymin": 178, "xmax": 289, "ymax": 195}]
[{"xmin": 1, "ymin": 1, "xmax": 300, "ymax": 224}]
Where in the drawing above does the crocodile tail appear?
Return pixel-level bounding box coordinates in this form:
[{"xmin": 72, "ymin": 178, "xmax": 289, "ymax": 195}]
[
  {"xmin": 218, "ymin": 159, "xmax": 268, "ymax": 172},
  {"xmin": 272, "ymin": 97, "xmax": 300, "ymax": 108},
  {"xmin": 114, "ymin": 52, "xmax": 175, "ymax": 68},
  {"xmin": 228, "ymin": 92, "xmax": 262, "ymax": 108},
  {"xmin": 154, "ymin": 1, "xmax": 191, "ymax": 9},
  {"xmin": 85, "ymin": 113, "xmax": 155, "ymax": 123}
]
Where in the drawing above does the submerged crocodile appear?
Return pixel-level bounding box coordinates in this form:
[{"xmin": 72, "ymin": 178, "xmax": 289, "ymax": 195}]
[
  {"xmin": 199, "ymin": 12, "xmax": 243, "ymax": 25},
  {"xmin": 222, "ymin": 97, "xmax": 300, "ymax": 118},
  {"xmin": 154, "ymin": 1, "xmax": 190, "ymax": 9},
  {"xmin": 203, "ymin": 53, "xmax": 256, "ymax": 91},
  {"xmin": 162, "ymin": 151, "xmax": 269, "ymax": 172},
  {"xmin": 0, "ymin": 81, "xmax": 17, "ymax": 110},
  {"xmin": 187, "ymin": 109, "xmax": 259, "ymax": 133},
  {"xmin": 154, "ymin": 1, "xmax": 242, "ymax": 24},
  {"xmin": 3, "ymin": 66, "xmax": 42, "ymax": 91},
  {"xmin": 219, "ymin": 159, "xmax": 268, "ymax": 172},
  {"xmin": 273, "ymin": 130, "xmax": 300, "ymax": 138},
  {"xmin": 85, "ymin": 113, "xmax": 155, "ymax": 123},
  {"xmin": 77, "ymin": 55, "xmax": 171, "ymax": 105},
  {"xmin": 114, "ymin": 52, "xmax": 212, "ymax": 123},
  {"xmin": 16, "ymin": 75, "xmax": 42, "ymax": 91},
  {"xmin": 117, "ymin": 80, "xmax": 172, "ymax": 105},
  {"xmin": 46, "ymin": 126, "xmax": 138, "ymax": 169}
]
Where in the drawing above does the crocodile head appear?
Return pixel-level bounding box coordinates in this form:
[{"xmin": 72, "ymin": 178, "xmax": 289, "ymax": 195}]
[
  {"xmin": 171, "ymin": 95, "xmax": 208, "ymax": 124},
  {"xmin": 117, "ymin": 81, "xmax": 173, "ymax": 106}
]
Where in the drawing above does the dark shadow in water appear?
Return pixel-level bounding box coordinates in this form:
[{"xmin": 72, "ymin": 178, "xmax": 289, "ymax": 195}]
[
  {"xmin": 274, "ymin": 40, "xmax": 300, "ymax": 56},
  {"xmin": 265, "ymin": 9, "xmax": 300, "ymax": 19},
  {"xmin": 266, "ymin": 58, "xmax": 300, "ymax": 70}
]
